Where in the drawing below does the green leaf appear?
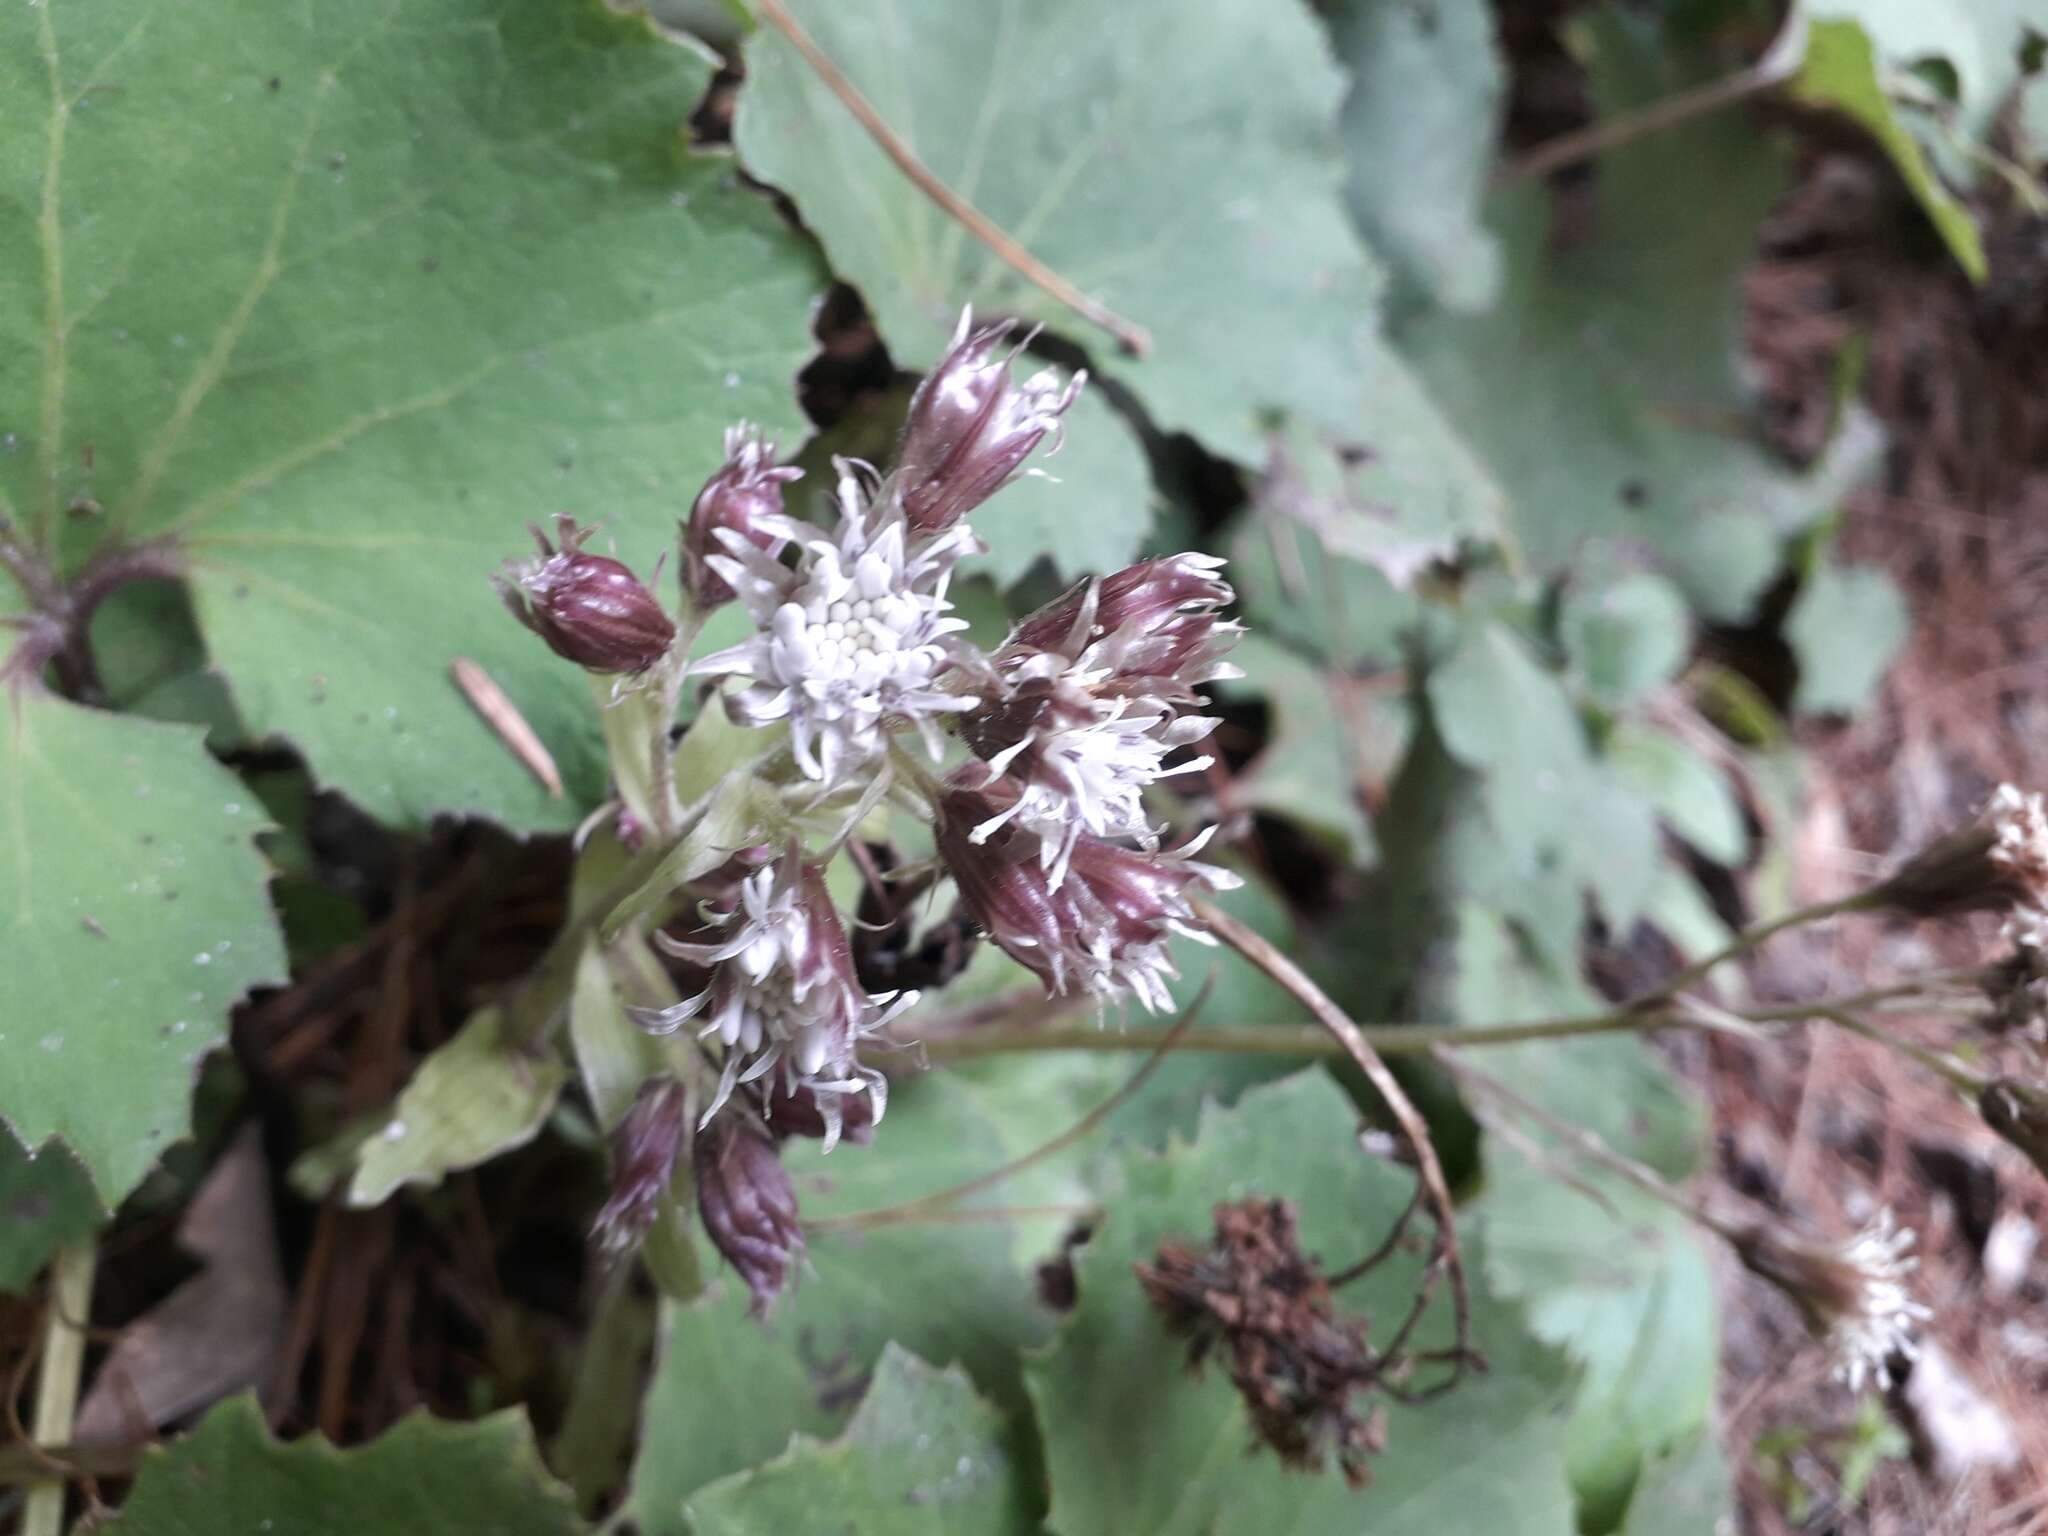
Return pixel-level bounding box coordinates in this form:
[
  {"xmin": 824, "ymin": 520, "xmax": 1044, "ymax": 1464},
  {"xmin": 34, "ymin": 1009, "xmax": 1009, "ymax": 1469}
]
[
  {"xmin": 104, "ymin": 1395, "xmax": 584, "ymax": 1536},
  {"xmin": 0, "ymin": 0, "xmax": 823, "ymax": 833},
  {"xmin": 1790, "ymin": 19, "xmax": 1987, "ymax": 280},
  {"xmin": 975, "ymin": 385, "xmax": 1154, "ymax": 589},
  {"xmin": 1398, "ymin": 8, "xmax": 1879, "ymax": 618},
  {"xmin": 625, "ymin": 1054, "xmax": 1121, "ymax": 1534},
  {"xmin": 1607, "ymin": 724, "xmax": 1748, "ymax": 867},
  {"xmin": 1786, "ymin": 561, "xmax": 1910, "ymax": 714},
  {"xmin": 1454, "ymin": 906, "xmax": 1720, "ymax": 1531},
  {"xmin": 1561, "ymin": 572, "xmax": 1692, "ymax": 711},
  {"xmin": 1028, "ymin": 1071, "xmax": 1578, "ymax": 1536},
  {"xmin": 734, "ymin": 0, "xmax": 1379, "ymax": 465},
  {"xmin": 0, "ymin": 695, "xmax": 284, "ymax": 1204},
  {"xmin": 1807, "ymin": 0, "xmax": 2041, "ymax": 149},
  {"xmin": 347, "ymin": 1007, "xmax": 569, "ymax": 1207},
  {"xmin": 0, "ymin": 1135, "xmax": 99, "ymax": 1295},
  {"xmin": 1334, "ymin": 0, "xmax": 1505, "ymax": 311},
  {"xmin": 1620, "ymin": 1430, "xmax": 1735, "ymax": 1535},
  {"xmin": 686, "ymin": 1344, "xmax": 1035, "ymax": 1536},
  {"xmin": 1217, "ymin": 634, "xmax": 1378, "ymax": 867}
]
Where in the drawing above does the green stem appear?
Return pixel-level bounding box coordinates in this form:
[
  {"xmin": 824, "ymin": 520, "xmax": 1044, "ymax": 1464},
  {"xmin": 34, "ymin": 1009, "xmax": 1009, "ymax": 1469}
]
[
  {"xmin": 23, "ymin": 1240, "xmax": 95, "ymax": 1536},
  {"xmin": 911, "ymin": 978, "xmax": 1949, "ymax": 1063},
  {"xmin": 1624, "ymin": 892, "xmax": 1877, "ymax": 1008},
  {"xmin": 1819, "ymin": 1007, "xmax": 1989, "ymax": 1095}
]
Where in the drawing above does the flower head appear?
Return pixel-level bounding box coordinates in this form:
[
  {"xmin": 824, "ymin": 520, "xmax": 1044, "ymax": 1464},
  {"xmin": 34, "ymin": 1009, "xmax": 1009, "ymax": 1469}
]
[
  {"xmin": 693, "ymin": 465, "xmax": 978, "ymax": 784},
  {"xmin": 1867, "ymin": 784, "xmax": 2048, "ymax": 919},
  {"xmin": 957, "ymin": 555, "xmax": 1239, "ymax": 885},
  {"xmin": 642, "ymin": 849, "xmax": 906, "ymax": 1148},
  {"xmin": 897, "ymin": 309, "xmax": 1085, "ymax": 537},
  {"xmin": 695, "ymin": 1115, "xmax": 805, "ymax": 1314},
  {"xmin": 1007, "ymin": 554, "xmax": 1242, "ymax": 703},
  {"xmin": 683, "ymin": 423, "xmax": 803, "ymax": 610},
  {"xmin": 497, "ymin": 515, "xmax": 675, "ymax": 674},
  {"xmin": 937, "ymin": 780, "xmax": 1240, "ymax": 1013},
  {"xmin": 1733, "ymin": 1210, "xmax": 1932, "ymax": 1390},
  {"xmin": 591, "ymin": 1075, "xmax": 688, "ymax": 1257}
]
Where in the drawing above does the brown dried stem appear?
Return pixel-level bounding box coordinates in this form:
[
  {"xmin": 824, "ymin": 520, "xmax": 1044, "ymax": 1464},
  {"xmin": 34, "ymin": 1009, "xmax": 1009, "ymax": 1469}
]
[
  {"xmin": 749, "ymin": 0, "xmax": 1152, "ymax": 358},
  {"xmin": 1192, "ymin": 900, "xmax": 1475, "ymax": 1386}
]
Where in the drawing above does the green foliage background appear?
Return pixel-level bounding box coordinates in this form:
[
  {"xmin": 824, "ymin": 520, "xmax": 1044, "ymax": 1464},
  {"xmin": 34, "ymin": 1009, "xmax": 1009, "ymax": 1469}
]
[{"xmin": 3, "ymin": 0, "xmax": 2037, "ymax": 1528}]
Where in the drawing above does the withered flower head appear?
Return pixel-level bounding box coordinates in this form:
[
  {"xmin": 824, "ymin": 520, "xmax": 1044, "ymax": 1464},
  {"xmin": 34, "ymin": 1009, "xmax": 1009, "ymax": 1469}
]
[
  {"xmin": 1731, "ymin": 1210, "xmax": 1931, "ymax": 1391},
  {"xmin": 683, "ymin": 422, "xmax": 802, "ymax": 610},
  {"xmin": 896, "ymin": 308, "xmax": 1085, "ymax": 537},
  {"xmin": 694, "ymin": 1116, "xmax": 804, "ymax": 1315},
  {"xmin": 497, "ymin": 515, "xmax": 676, "ymax": 674},
  {"xmin": 592, "ymin": 1075, "xmax": 689, "ymax": 1257},
  {"xmin": 936, "ymin": 779, "xmax": 1240, "ymax": 1013},
  {"xmin": 1136, "ymin": 1198, "xmax": 1389, "ymax": 1488},
  {"xmin": 1866, "ymin": 784, "xmax": 2048, "ymax": 919}
]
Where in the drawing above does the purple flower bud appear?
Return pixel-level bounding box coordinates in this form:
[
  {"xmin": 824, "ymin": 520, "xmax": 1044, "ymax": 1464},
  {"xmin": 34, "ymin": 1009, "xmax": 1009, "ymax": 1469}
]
[
  {"xmin": 896, "ymin": 308, "xmax": 1085, "ymax": 537},
  {"xmin": 695, "ymin": 1115, "xmax": 804, "ymax": 1314},
  {"xmin": 1007, "ymin": 554, "xmax": 1240, "ymax": 701},
  {"xmin": 936, "ymin": 779, "xmax": 1239, "ymax": 1013},
  {"xmin": 683, "ymin": 423, "xmax": 802, "ymax": 610},
  {"xmin": 592, "ymin": 1076, "xmax": 688, "ymax": 1256},
  {"xmin": 497, "ymin": 515, "xmax": 676, "ymax": 674},
  {"xmin": 756, "ymin": 1078, "xmax": 878, "ymax": 1147}
]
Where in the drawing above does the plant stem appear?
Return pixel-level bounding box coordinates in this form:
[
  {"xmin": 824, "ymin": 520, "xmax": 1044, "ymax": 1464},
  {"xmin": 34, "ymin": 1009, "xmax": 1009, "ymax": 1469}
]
[
  {"xmin": 1497, "ymin": 49, "xmax": 1795, "ymax": 185},
  {"xmin": 1624, "ymin": 892, "xmax": 1877, "ymax": 1009},
  {"xmin": 22, "ymin": 1241, "xmax": 95, "ymax": 1536},
  {"xmin": 1193, "ymin": 900, "xmax": 1473, "ymax": 1372},
  {"xmin": 749, "ymin": 0, "xmax": 1151, "ymax": 358},
  {"xmin": 1818, "ymin": 1007, "xmax": 1988, "ymax": 1096},
  {"xmin": 909, "ymin": 978, "xmax": 1958, "ymax": 1063},
  {"xmin": 810, "ymin": 985, "xmax": 1206, "ymax": 1234}
]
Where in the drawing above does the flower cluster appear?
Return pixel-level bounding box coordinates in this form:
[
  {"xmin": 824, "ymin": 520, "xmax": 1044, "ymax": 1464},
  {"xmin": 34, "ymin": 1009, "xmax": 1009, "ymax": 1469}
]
[
  {"xmin": 503, "ymin": 308, "xmax": 1244, "ymax": 1306},
  {"xmin": 641, "ymin": 851, "xmax": 906, "ymax": 1151}
]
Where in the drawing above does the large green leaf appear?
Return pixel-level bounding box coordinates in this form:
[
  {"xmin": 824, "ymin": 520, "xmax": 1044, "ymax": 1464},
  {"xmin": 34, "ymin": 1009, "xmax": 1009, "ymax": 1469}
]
[
  {"xmin": 0, "ymin": 0, "xmax": 822, "ymax": 832},
  {"xmin": 733, "ymin": 0, "xmax": 1378, "ymax": 467},
  {"xmin": 104, "ymin": 1395, "xmax": 584, "ymax": 1536},
  {"xmin": 1334, "ymin": 0, "xmax": 1505, "ymax": 312},
  {"xmin": 0, "ymin": 695, "xmax": 284, "ymax": 1203},
  {"xmin": 1027, "ymin": 1071, "xmax": 1579, "ymax": 1536},
  {"xmin": 686, "ymin": 1344, "xmax": 1035, "ymax": 1536},
  {"xmin": 1398, "ymin": 7, "xmax": 1879, "ymax": 619}
]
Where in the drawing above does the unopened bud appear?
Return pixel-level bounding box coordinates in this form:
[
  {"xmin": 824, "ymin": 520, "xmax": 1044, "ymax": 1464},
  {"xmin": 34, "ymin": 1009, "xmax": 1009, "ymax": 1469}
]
[
  {"xmin": 1865, "ymin": 785, "xmax": 2048, "ymax": 918},
  {"xmin": 695, "ymin": 1116, "xmax": 804, "ymax": 1314},
  {"xmin": 1007, "ymin": 554, "xmax": 1240, "ymax": 701},
  {"xmin": 592, "ymin": 1076, "xmax": 688, "ymax": 1256},
  {"xmin": 683, "ymin": 423, "xmax": 801, "ymax": 610},
  {"xmin": 897, "ymin": 308, "xmax": 1084, "ymax": 536},
  {"xmin": 497, "ymin": 515, "xmax": 675, "ymax": 673}
]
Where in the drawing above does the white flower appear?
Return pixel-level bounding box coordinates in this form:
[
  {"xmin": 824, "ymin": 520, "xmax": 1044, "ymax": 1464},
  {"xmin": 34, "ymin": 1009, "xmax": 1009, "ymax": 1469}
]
[
  {"xmin": 1828, "ymin": 1211, "xmax": 1933, "ymax": 1391},
  {"xmin": 641, "ymin": 855, "xmax": 910, "ymax": 1149},
  {"xmin": 956, "ymin": 554, "xmax": 1239, "ymax": 888},
  {"xmin": 694, "ymin": 464, "xmax": 978, "ymax": 786},
  {"xmin": 1990, "ymin": 784, "xmax": 2048, "ymax": 894}
]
